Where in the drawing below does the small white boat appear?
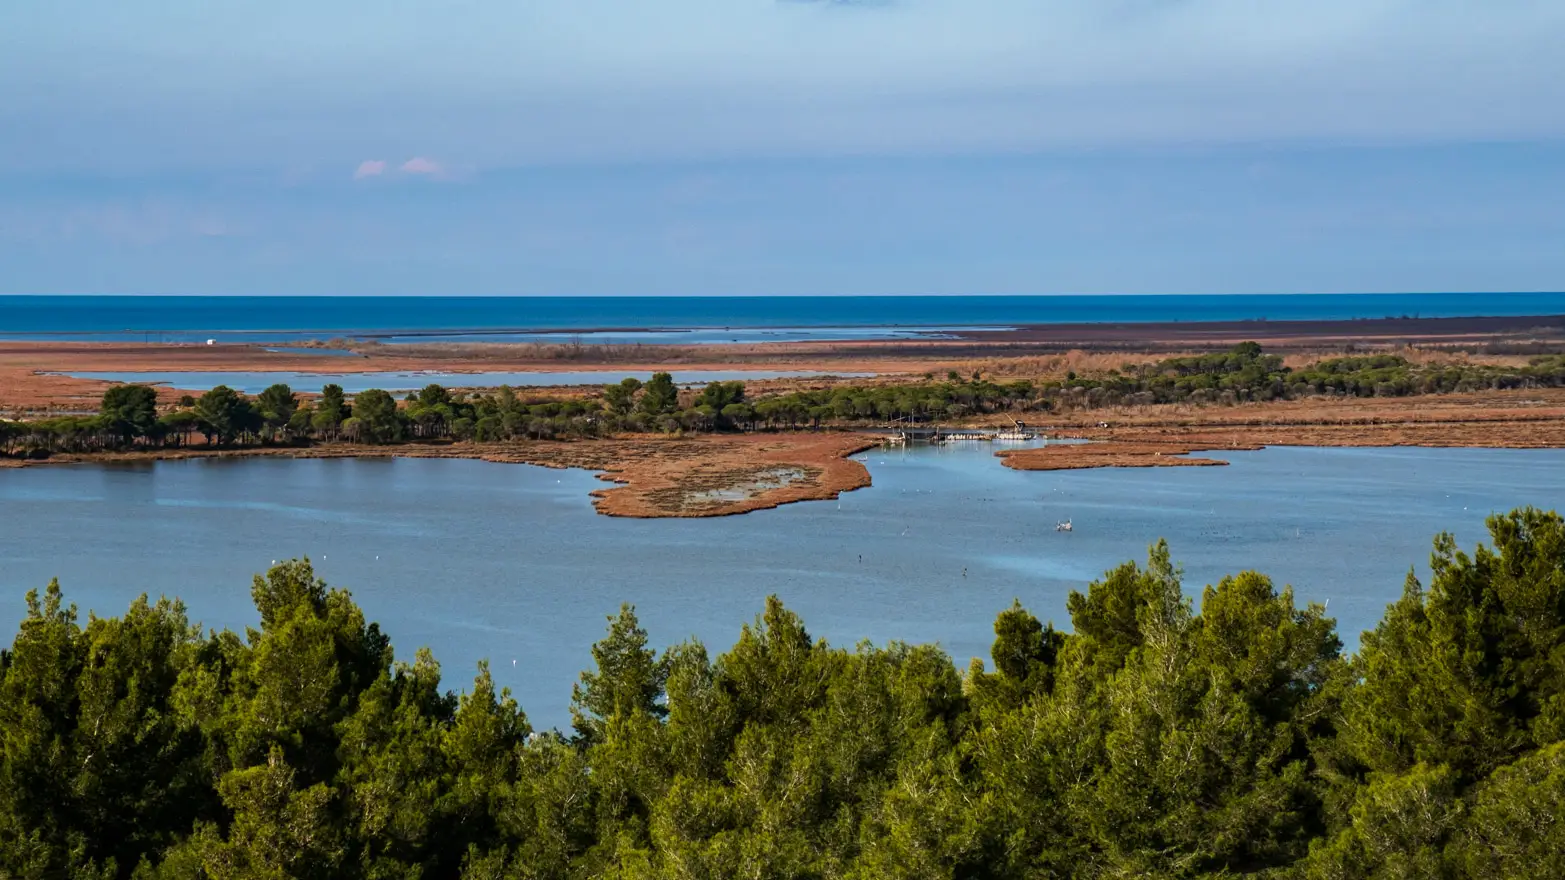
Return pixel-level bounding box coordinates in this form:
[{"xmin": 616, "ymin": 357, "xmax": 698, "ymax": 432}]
[{"xmin": 1055, "ymin": 519, "xmax": 1073, "ymax": 532}]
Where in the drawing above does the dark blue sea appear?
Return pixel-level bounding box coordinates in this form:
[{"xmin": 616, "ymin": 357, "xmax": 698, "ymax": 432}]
[{"xmin": 1, "ymin": 293, "xmax": 1562, "ymax": 343}]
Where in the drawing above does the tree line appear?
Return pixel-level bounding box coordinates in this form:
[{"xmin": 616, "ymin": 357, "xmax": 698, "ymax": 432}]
[
  {"xmin": 6, "ymin": 345, "xmax": 1565, "ymax": 456},
  {"xmin": 3, "ymin": 508, "xmax": 1564, "ymax": 878},
  {"xmin": 0, "ymin": 375, "xmax": 759, "ymax": 456},
  {"xmin": 753, "ymin": 344, "xmax": 1565, "ymax": 421},
  {"xmin": 0, "ymin": 381, "xmax": 609, "ymax": 455}
]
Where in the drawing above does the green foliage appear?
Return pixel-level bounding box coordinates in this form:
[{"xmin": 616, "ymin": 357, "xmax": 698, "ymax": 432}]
[
  {"xmin": 1337, "ymin": 509, "xmax": 1565, "ymax": 782},
  {"xmin": 638, "ymin": 372, "xmax": 678, "ymax": 416},
  {"xmin": 100, "ymin": 384, "xmax": 160, "ymax": 444},
  {"xmin": 312, "ymin": 383, "xmax": 349, "ymax": 436},
  {"xmin": 570, "ymin": 606, "xmax": 668, "ymax": 744},
  {"xmin": 602, "ymin": 378, "xmax": 642, "ymax": 416},
  {"xmin": 695, "ymin": 380, "xmax": 743, "ymax": 412},
  {"xmin": 193, "ymin": 385, "xmax": 255, "ymax": 445},
  {"xmin": 3, "ymin": 511, "xmax": 1565, "ymax": 878},
  {"xmin": 256, "ymin": 383, "xmax": 298, "ymax": 436},
  {"xmin": 351, "ymin": 389, "xmax": 404, "ymax": 444}
]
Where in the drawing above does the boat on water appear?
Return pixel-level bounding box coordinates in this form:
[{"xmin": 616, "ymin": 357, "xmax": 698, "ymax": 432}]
[{"xmin": 1055, "ymin": 519, "xmax": 1073, "ymax": 532}]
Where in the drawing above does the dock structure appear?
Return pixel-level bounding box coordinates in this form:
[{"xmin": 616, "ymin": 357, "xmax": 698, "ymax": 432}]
[
  {"xmin": 995, "ymin": 417, "xmax": 1038, "ymax": 441},
  {"xmin": 939, "ymin": 431, "xmax": 992, "ymax": 442},
  {"xmin": 893, "ymin": 425, "xmax": 944, "ymax": 443},
  {"xmin": 879, "ymin": 422, "xmax": 1042, "ymax": 444}
]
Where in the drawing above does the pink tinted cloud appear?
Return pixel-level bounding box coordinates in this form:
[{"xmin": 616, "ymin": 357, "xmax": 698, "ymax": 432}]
[
  {"xmin": 400, "ymin": 157, "xmax": 444, "ymax": 176},
  {"xmin": 353, "ymin": 160, "xmax": 388, "ymax": 179}
]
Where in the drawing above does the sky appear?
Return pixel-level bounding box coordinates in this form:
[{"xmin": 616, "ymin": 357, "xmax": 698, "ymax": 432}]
[{"xmin": 2, "ymin": 0, "xmax": 1563, "ymax": 295}]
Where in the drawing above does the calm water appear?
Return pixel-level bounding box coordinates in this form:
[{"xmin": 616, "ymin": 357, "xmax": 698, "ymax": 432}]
[
  {"xmin": 53, "ymin": 369, "xmax": 872, "ymax": 395},
  {"xmin": 4, "ymin": 293, "xmax": 1563, "ymax": 343},
  {"xmin": 2, "ymin": 444, "xmax": 1561, "ymax": 730},
  {"xmin": 261, "ymin": 347, "xmax": 360, "ymax": 357},
  {"xmin": 378, "ymin": 326, "xmax": 1006, "ymax": 345}
]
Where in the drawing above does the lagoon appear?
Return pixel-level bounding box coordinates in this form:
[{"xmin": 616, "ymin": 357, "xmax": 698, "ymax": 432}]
[
  {"xmin": 379, "ymin": 326, "xmax": 1008, "ymax": 345},
  {"xmin": 2, "ymin": 443, "xmax": 1562, "ymax": 730},
  {"xmin": 52, "ymin": 369, "xmax": 873, "ymax": 395}
]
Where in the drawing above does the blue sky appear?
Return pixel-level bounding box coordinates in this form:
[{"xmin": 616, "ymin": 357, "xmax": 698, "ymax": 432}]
[{"xmin": 2, "ymin": 0, "xmax": 1563, "ymax": 295}]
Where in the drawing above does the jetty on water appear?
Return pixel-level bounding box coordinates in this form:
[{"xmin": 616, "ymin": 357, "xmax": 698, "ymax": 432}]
[{"xmin": 879, "ymin": 422, "xmax": 1040, "ymax": 445}]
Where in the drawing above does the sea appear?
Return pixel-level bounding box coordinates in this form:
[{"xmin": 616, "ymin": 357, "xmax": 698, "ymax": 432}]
[{"xmin": 2, "ymin": 293, "xmax": 1563, "ymax": 343}]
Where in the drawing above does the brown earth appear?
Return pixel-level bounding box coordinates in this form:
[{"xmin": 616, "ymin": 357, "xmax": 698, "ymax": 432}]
[
  {"xmin": 998, "ymin": 389, "xmax": 1565, "ymax": 472},
  {"xmin": 0, "ymin": 432, "xmax": 879, "ymax": 519}
]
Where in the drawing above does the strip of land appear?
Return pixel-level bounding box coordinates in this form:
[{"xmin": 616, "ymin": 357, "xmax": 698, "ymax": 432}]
[
  {"xmin": 8, "ymin": 390, "xmax": 1562, "ymax": 513},
  {"xmin": 0, "ymin": 432, "xmax": 878, "ymax": 519},
  {"xmin": 1000, "ymin": 390, "xmax": 1565, "ymax": 471},
  {"xmin": 962, "ymin": 313, "xmax": 1565, "ymax": 348},
  {"xmin": 4, "ymin": 313, "xmax": 1563, "ymax": 412},
  {"xmin": 5, "ymin": 315, "xmax": 1565, "ymax": 516}
]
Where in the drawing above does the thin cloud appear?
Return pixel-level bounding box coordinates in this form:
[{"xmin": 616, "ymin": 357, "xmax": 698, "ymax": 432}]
[
  {"xmin": 353, "ymin": 160, "xmax": 388, "ymax": 179},
  {"xmin": 400, "ymin": 157, "xmax": 444, "ymax": 176}
]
